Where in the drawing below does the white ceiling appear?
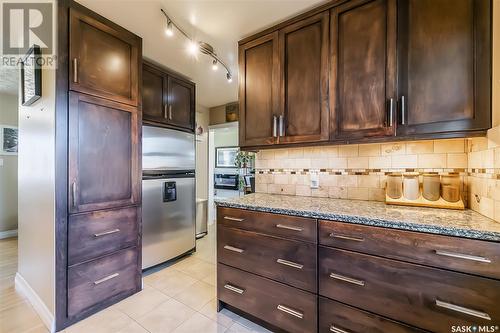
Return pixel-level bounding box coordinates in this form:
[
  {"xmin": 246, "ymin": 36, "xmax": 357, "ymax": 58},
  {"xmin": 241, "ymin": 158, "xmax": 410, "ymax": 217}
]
[{"xmin": 76, "ymin": 0, "xmax": 326, "ymax": 108}]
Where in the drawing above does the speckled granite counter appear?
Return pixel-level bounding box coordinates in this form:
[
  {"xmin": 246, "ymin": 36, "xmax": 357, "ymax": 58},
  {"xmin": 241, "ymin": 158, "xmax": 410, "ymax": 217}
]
[{"xmin": 215, "ymin": 193, "xmax": 500, "ymax": 241}]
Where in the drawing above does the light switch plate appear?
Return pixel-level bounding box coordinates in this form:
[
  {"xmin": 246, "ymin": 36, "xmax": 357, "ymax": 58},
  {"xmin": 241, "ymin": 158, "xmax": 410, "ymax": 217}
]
[{"xmin": 310, "ymin": 170, "xmax": 319, "ymax": 189}]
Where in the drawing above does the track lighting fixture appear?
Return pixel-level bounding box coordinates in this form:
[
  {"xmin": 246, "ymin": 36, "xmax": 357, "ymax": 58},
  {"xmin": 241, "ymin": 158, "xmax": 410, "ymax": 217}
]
[{"xmin": 160, "ymin": 8, "xmax": 233, "ymax": 83}]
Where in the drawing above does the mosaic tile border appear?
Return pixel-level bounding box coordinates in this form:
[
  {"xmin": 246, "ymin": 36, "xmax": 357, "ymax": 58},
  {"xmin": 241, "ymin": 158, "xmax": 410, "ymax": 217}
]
[{"xmin": 257, "ymin": 168, "xmax": 471, "ymax": 175}]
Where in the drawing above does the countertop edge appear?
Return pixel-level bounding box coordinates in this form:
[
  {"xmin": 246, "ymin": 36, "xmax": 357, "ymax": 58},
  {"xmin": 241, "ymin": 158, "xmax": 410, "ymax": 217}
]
[{"xmin": 215, "ymin": 201, "xmax": 500, "ymax": 242}]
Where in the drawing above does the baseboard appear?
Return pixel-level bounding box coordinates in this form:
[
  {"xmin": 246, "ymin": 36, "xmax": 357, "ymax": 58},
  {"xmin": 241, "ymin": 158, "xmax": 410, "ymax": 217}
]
[
  {"xmin": 0, "ymin": 229, "xmax": 18, "ymax": 239},
  {"xmin": 15, "ymin": 273, "xmax": 55, "ymax": 333}
]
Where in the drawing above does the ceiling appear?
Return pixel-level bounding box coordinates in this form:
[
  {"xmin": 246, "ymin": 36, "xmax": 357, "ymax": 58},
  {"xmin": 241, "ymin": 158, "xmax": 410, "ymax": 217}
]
[{"xmin": 76, "ymin": 0, "xmax": 326, "ymax": 108}]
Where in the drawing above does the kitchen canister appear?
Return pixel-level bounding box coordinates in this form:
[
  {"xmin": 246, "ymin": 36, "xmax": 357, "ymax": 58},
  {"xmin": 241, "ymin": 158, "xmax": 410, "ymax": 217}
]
[
  {"xmin": 422, "ymin": 174, "xmax": 440, "ymax": 201},
  {"xmin": 441, "ymin": 173, "xmax": 461, "ymax": 203},
  {"xmin": 403, "ymin": 172, "xmax": 420, "ymax": 200},
  {"xmin": 386, "ymin": 173, "xmax": 403, "ymax": 199}
]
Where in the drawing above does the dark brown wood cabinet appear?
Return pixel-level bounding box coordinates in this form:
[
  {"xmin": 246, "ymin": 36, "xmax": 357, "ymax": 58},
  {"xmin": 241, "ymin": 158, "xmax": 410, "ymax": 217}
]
[
  {"xmin": 238, "ymin": 0, "xmax": 492, "ymax": 149},
  {"xmin": 239, "ymin": 32, "xmax": 280, "ymax": 147},
  {"xmin": 331, "ymin": 0, "xmax": 397, "ymax": 140},
  {"xmin": 396, "ymin": 0, "xmax": 491, "ymax": 137},
  {"xmin": 142, "ymin": 61, "xmax": 195, "ymax": 132},
  {"xmin": 69, "ymin": 8, "xmax": 140, "ymax": 106}
]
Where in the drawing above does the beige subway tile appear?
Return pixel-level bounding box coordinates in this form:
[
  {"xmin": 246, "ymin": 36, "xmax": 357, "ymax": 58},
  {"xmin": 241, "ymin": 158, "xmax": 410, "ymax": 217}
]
[
  {"xmin": 468, "ymin": 137, "xmax": 488, "ymax": 152},
  {"xmin": 347, "ymin": 157, "xmax": 369, "ymax": 169},
  {"xmin": 348, "ymin": 188, "xmax": 369, "ymax": 200},
  {"xmin": 381, "ymin": 143, "xmax": 406, "ymax": 156},
  {"xmin": 369, "ymin": 156, "xmax": 391, "ymax": 169},
  {"xmin": 478, "ymin": 197, "xmax": 495, "ymax": 219},
  {"xmin": 303, "ymin": 147, "xmax": 332, "ymax": 159},
  {"xmin": 268, "ymin": 184, "xmax": 296, "ymax": 195},
  {"xmin": 329, "ymin": 157, "xmax": 348, "ymax": 169},
  {"xmin": 259, "ymin": 150, "xmax": 275, "ymax": 160},
  {"xmin": 267, "ymin": 159, "xmax": 284, "ymax": 169},
  {"xmin": 358, "ymin": 175, "xmax": 380, "ymax": 188},
  {"xmin": 447, "ymin": 153, "xmax": 468, "ymax": 169},
  {"xmin": 495, "ymin": 148, "xmax": 500, "ymax": 168},
  {"xmin": 255, "ymin": 174, "xmax": 273, "ymax": 184},
  {"xmin": 369, "ymin": 188, "xmax": 385, "ymax": 201},
  {"xmin": 311, "ymin": 187, "xmax": 329, "ymax": 198},
  {"xmin": 433, "ymin": 139, "xmax": 466, "ymax": 153},
  {"xmin": 295, "ymin": 185, "xmax": 311, "ymax": 197},
  {"xmin": 468, "ymin": 151, "xmax": 482, "ymax": 169},
  {"xmin": 406, "ymin": 141, "xmax": 433, "ymax": 154},
  {"xmin": 282, "ymin": 159, "xmax": 295, "ymax": 169},
  {"xmin": 481, "ymin": 149, "xmax": 495, "ymax": 169},
  {"xmin": 274, "ymin": 174, "xmax": 289, "ymax": 185},
  {"xmin": 288, "ymin": 148, "xmax": 304, "ymax": 159},
  {"xmin": 295, "ymin": 158, "xmax": 311, "ymax": 169},
  {"xmin": 418, "ymin": 154, "xmax": 447, "ymax": 168},
  {"xmin": 311, "ymin": 158, "xmax": 329, "ymax": 169},
  {"xmin": 339, "ymin": 145, "xmax": 359, "ymax": 157},
  {"xmin": 290, "ymin": 174, "xmax": 309, "ymax": 185},
  {"xmin": 486, "ymin": 125, "xmax": 500, "ymax": 148},
  {"xmin": 255, "ymin": 159, "xmax": 268, "ymax": 169},
  {"xmin": 329, "ymin": 186, "xmax": 347, "ymax": 199},
  {"xmin": 338, "ymin": 175, "xmax": 358, "ymax": 188},
  {"xmin": 274, "ymin": 149, "xmax": 289, "ymax": 159},
  {"xmin": 358, "ymin": 144, "xmax": 381, "ymax": 157},
  {"xmin": 495, "ymin": 200, "xmax": 500, "ymax": 223},
  {"xmin": 255, "ymin": 184, "xmax": 268, "ymax": 193},
  {"xmin": 319, "ymin": 174, "xmax": 337, "ymax": 187},
  {"xmin": 391, "ymin": 155, "xmax": 417, "ymax": 168},
  {"xmin": 324, "ymin": 146, "xmax": 339, "ymax": 158}
]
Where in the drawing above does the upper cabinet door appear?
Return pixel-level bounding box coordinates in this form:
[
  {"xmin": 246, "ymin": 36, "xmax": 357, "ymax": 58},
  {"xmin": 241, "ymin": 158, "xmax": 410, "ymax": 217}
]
[
  {"xmin": 397, "ymin": 0, "xmax": 491, "ymax": 136},
  {"xmin": 68, "ymin": 92, "xmax": 139, "ymax": 214},
  {"xmin": 278, "ymin": 12, "xmax": 330, "ymax": 144},
  {"xmin": 239, "ymin": 32, "xmax": 280, "ymax": 147},
  {"xmin": 331, "ymin": 0, "xmax": 397, "ymax": 141},
  {"xmin": 69, "ymin": 8, "xmax": 140, "ymax": 106},
  {"xmin": 167, "ymin": 76, "xmax": 195, "ymax": 131},
  {"xmin": 142, "ymin": 64, "xmax": 168, "ymax": 124}
]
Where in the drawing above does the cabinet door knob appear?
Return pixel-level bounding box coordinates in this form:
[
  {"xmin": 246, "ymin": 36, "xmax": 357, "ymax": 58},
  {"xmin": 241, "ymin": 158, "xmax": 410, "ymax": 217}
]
[{"xmin": 435, "ymin": 299, "xmax": 491, "ymax": 320}]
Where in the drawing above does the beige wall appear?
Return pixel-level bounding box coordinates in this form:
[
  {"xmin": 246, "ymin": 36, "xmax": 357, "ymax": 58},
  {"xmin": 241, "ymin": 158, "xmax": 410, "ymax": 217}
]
[
  {"xmin": 17, "ymin": 67, "xmax": 56, "ymax": 315},
  {"xmin": 196, "ymin": 106, "xmax": 209, "ymax": 200},
  {"xmin": 0, "ymin": 93, "xmax": 19, "ymax": 233}
]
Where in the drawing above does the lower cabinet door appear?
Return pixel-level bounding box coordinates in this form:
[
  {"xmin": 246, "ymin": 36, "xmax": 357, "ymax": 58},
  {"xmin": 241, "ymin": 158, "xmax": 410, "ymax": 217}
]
[
  {"xmin": 319, "ymin": 297, "xmax": 426, "ymax": 333},
  {"xmin": 218, "ymin": 263, "xmax": 317, "ymax": 333},
  {"xmin": 68, "ymin": 247, "xmax": 139, "ymax": 317}
]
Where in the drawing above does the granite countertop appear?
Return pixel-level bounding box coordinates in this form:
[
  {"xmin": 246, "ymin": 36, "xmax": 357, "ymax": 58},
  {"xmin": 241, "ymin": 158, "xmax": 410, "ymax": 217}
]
[{"xmin": 215, "ymin": 193, "xmax": 500, "ymax": 242}]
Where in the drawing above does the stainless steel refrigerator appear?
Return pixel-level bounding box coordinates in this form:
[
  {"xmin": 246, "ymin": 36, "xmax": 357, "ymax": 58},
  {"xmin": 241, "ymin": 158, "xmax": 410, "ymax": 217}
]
[{"xmin": 142, "ymin": 126, "xmax": 196, "ymax": 270}]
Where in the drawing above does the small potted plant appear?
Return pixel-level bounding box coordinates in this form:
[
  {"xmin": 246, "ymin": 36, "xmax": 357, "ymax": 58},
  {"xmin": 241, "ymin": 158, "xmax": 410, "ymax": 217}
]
[{"xmin": 234, "ymin": 151, "xmax": 255, "ymax": 193}]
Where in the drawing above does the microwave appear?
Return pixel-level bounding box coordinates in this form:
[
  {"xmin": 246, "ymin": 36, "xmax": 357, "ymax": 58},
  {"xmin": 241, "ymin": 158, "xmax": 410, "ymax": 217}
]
[{"xmin": 214, "ymin": 174, "xmax": 239, "ymax": 190}]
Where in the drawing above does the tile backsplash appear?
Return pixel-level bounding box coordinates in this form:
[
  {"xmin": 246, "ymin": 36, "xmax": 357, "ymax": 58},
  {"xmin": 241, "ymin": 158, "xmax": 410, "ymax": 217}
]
[{"xmin": 255, "ymin": 133, "xmax": 500, "ymax": 222}]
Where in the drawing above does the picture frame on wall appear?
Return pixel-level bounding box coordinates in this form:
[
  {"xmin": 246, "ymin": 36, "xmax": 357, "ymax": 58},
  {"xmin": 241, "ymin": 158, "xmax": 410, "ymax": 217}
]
[
  {"xmin": 21, "ymin": 44, "xmax": 42, "ymax": 106},
  {"xmin": 0, "ymin": 125, "xmax": 19, "ymax": 155},
  {"xmin": 215, "ymin": 146, "xmax": 239, "ymax": 168}
]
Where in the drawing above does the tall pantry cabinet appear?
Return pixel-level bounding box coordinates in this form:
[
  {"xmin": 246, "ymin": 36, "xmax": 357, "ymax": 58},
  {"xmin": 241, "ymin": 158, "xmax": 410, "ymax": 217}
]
[{"xmin": 55, "ymin": 1, "xmax": 142, "ymax": 330}]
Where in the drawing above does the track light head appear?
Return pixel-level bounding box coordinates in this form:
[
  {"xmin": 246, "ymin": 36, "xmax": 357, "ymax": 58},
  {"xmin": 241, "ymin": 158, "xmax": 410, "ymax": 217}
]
[
  {"xmin": 165, "ymin": 19, "xmax": 174, "ymax": 36},
  {"xmin": 212, "ymin": 59, "xmax": 218, "ymax": 71},
  {"xmin": 226, "ymin": 72, "xmax": 232, "ymax": 83}
]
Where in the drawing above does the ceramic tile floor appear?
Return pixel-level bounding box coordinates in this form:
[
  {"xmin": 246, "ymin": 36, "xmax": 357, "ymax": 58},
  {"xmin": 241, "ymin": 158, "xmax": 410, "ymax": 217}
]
[{"xmin": 0, "ymin": 225, "xmax": 272, "ymax": 333}]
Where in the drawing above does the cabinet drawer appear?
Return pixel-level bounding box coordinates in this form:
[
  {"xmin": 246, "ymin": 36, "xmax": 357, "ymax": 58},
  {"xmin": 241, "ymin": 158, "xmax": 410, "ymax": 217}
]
[
  {"xmin": 319, "ymin": 220, "xmax": 500, "ymax": 279},
  {"xmin": 68, "ymin": 247, "xmax": 139, "ymax": 317},
  {"xmin": 319, "ymin": 246, "xmax": 500, "ymax": 333},
  {"xmin": 218, "ymin": 263, "xmax": 317, "ymax": 333},
  {"xmin": 217, "ymin": 207, "xmax": 317, "ymax": 243},
  {"xmin": 319, "ymin": 297, "xmax": 426, "ymax": 333},
  {"xmin": 217, "ymin": 225, "xmax": 316, "ymax": 292},
  {"xmin": 68, "ymin": 207, "xmax": 138, "ymax": 265}
]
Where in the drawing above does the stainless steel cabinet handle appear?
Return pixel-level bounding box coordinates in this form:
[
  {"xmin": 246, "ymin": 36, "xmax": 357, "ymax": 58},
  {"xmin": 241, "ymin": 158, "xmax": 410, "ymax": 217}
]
[
  {"xmin": 273, "ymin": 116, "xmax": 278, "ymax": 138},
  {"xmin": 329, "ymin": 233, "xmax": 364, "ymax": 242},
  {"xmin": 73, "ymin": 58, "xmax": 78, "ymax": 83},
  {"xmin": 277, "ymin": 304, "xmax": 303, "ymax": 319},
  {"xmin": 94, "ymin": 273, "xmax": 119, "ymax": 285},
  {"xmin": 94, "ymin": 229, "xmax": 120, "ymax": 237},
  {"xmin": 224, "ymin": 245, "xmax": 244, "ymax": 253},
  {"xmin": 330, "ymin": 325, "xmax": 351, "ymax": 333},
  {"xmin": 276, "ymin": 224, "xmax": 303, "ymax": 232},
  {"xmin": 435, "ymin": 299, "xmax": 491, "ymax": 320},
  {"xmin": 400, "ymin": 95, "xmax": 406, "ymax": 125},
  {"xmin": 163, "ymin": 104, "xmax": 168, "ymax": 118},
  {"xmin": 434, "ymin": 250, "xmax": 491, "ymax": 263},
  {"xmin": 224, "ymin": 284, "xmax": 244, "ymax": 294},
  {"xmin": 276, "ymin": 259, "xmax": 303, "ymax": 270},
  {"xmin": 71, "ymin": 182, "xmax": 77, "ymax": 208},
  {"xmin": 168, "ymin": 105, "xmax": 173, "ymax": 120},
  {"xmin": 388, "ymin": 98, "xmax": 394, "ymax": 127},
  {"xmin": 223, "ymin": 216, "xmax": 245, "ymax": 222},
  {"xmin": 279, "ymin": 115, "xmax": 285, "ymax": 137},
  {"xmin": 329, "ymin": 272, "xmax": 365, "ymax": 286}
]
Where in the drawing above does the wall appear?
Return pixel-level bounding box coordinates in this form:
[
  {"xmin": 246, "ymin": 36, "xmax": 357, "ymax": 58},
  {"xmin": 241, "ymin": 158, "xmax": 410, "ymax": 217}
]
[
  {"xmin": 209, "ymin": 102, "xmax": 238, "ymax": 126},
  {"xmin": 17, "ymin": 65, "xmax": 56, "ymax": 317},
  {"xmin": 0, "ymin": 93, "xmax": 19, "ymax": 233},
  {"xmin": 196, "ymin": 106, "xmax": 209, "ymax": 200}
]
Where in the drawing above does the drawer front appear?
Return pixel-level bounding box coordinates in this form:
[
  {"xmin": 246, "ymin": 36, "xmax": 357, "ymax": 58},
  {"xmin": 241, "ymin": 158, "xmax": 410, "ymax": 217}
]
[
  {"xmin": 319, "ymin": 246, "xmax": 500, "ymax": 333},
  {"xmin": 68, "ymin": 247, "xmax": 139, "ymax": 317},
  {"xmin": 319, "ymin": 220, "xmax": 500, "ymax": 279},
  {"xmin": 319, "ymin": 297, "xmax": 426, "ymax": 333},
  {"xmin": 68, "ymin": 207, "xmax": 138, "ymax": 265},
  {"xmin": 218, "ymin": 263, "xmax": 317, "ymax": 333},
  {"xmin": 217, "ymin": 225, "xmax": 316, "ymax": 292},
  {"xmin": 217, "ymin": 207, "xmax": 317, "ymax": 243}
]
